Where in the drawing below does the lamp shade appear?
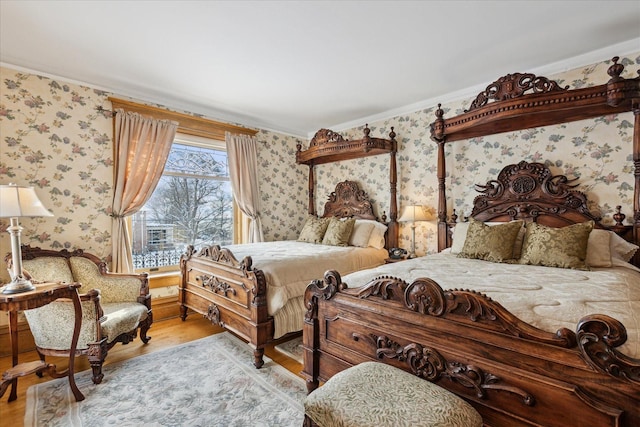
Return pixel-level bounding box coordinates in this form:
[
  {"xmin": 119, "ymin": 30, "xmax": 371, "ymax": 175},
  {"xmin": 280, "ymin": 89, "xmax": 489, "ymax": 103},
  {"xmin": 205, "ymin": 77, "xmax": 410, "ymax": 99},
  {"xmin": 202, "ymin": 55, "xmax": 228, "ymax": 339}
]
[
  {"xmin": 397, "ymin": 205, "xmax": 435, "ymax": 222},
  {"xmin": 0, "ymin": 184, "xmax": 53, "ymax": 218}
]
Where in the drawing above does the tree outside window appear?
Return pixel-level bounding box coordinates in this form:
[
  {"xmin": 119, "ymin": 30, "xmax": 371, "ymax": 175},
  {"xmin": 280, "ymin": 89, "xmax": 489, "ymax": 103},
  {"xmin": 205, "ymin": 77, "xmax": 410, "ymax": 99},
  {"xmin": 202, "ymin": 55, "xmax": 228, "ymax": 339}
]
[{"xmin": 131, "ymin": 139, "xmax": 233, "ymax": 271}]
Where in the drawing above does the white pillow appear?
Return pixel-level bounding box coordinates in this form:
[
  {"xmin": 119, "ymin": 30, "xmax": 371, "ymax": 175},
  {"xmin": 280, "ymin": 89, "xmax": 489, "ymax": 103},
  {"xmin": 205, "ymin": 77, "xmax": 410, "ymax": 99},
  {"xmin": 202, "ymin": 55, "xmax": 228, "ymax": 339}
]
[
  {"xmin": 585, "ymin": 229, "xmax": 612, "ymax": 268},
  {"xmin": 610, "ymin": 231, "xmax": 639, "ymax": 262},
  {"xmin": 450, "ymin": 222, "xmax": 470, "ymax": 254},
  {"xmin": 450, "ymin": 221, "xmax": 524, "ymax": 258},
  {"xmin": 354, "ymin": 219, "xmax": 387, "ymax": 249},
  {"xmin": 349, "ymin": 221, "xmax": 375, "ymax": 247}
]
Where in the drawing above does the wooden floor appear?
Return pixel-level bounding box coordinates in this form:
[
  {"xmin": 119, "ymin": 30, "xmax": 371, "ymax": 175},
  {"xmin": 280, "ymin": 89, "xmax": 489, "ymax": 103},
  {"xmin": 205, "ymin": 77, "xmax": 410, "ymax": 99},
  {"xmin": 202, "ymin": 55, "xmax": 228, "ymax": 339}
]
[{"xmin": 0, "ymin": 315, "xmax": 304, "ymax": 425}]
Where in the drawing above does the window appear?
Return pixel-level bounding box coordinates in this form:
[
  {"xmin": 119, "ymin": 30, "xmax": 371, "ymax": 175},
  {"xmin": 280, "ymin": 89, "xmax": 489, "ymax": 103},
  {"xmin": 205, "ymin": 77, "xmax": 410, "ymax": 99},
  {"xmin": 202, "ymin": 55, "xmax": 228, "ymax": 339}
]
[{"xmin": 131, "ymin": 133, "xmax": 234, "ymax": 272}]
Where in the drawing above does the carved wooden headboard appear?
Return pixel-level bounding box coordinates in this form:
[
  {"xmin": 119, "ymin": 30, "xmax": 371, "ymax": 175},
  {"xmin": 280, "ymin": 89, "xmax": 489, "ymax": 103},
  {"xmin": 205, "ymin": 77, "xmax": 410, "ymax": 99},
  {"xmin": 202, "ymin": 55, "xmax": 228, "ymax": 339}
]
[
  {"xmin": 430, "ymin": 57, "xmax": 640, "ymax": 264},
  {"xmin": 321, "ymin": 180, "xmax": 377, "ymax": 220}
]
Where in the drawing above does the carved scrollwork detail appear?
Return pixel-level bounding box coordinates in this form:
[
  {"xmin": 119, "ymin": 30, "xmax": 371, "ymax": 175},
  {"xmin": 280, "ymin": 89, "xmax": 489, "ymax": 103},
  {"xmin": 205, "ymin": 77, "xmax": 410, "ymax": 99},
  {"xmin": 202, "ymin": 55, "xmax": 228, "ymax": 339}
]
[
  {"xmin": 373, "ymin": 335, "xmax": 535, "ymax": 406},
  {"xmin": 309, "ymin": 128, "xmax": 346, "ymax": 147},
  {"xmin": 400, "ymin": 278, "xmax": 577, "ymax": 348},
  {"xmin": 195, "ymin": 245, "xmax": 253, "ymax": 272},
  {"xmin": 323, "ymin": 180, "xmax": 377, "ymax": 220},
  {"xmin": 577, "ymin": 314, "xmax": 640, "ymax": 383},
  {"xmin": 404, "ymin": 278, "xmax": 447, "ymax": 316},
  {"xmin": 205, "ymin": 304, "xmax": 224, "ymax": 327},
  {"xmin": 466, "ymin": 73, "xmax": 569, "ymax": 112},
  {"xmin": 356, "ymin": 275, "xmax": 408, "ymax": 301},
  {"xmin": 251, "ymin": 269, "xmax": 267, "ymax": 306},
  {"xmin": 305, "ymin": 270, "xmax": 346, "ymax": 321},
  {"xmin": 197, "ymin": 274, "xmax": 237, "ymax": 297},
  {"xmin": 472, "ymin": 161, "xmax": 601, "ymax": 223}
]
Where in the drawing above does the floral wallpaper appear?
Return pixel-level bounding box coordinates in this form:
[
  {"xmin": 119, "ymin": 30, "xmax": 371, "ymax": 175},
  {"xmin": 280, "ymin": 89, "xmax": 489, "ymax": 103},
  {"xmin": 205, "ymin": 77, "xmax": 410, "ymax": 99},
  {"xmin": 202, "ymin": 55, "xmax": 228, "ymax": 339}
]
[
  {"xmin": 0, "ymin": 66, "xmax": 307, "ymax": 287},
  {"xmin": 1, "ymin": 51, "xmax": 638, "ymax": 284},
  {"xmin": 315, "ymin": 52, "xmax": 639, "ymax": 257}
]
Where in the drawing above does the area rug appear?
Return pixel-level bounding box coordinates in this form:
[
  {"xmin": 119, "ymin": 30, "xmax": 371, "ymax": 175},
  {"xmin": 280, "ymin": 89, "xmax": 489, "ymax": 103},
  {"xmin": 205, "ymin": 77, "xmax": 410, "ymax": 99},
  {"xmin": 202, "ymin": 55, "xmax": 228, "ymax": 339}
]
[
  {"xmin": 274, "ymin": 336, "xmax": 303, "ymax": 364},
  {"xmin": 25, "ymin": 332, "xmax": 306, "ymax": 426}
]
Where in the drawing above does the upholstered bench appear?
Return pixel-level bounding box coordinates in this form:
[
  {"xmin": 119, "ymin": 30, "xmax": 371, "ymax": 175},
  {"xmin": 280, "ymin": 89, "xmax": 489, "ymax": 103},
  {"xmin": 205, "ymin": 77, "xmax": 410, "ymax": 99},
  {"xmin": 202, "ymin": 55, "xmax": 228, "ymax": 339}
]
[{"xmin": 303, "ymin": 361, "xmax": 483, "ymax": 427}]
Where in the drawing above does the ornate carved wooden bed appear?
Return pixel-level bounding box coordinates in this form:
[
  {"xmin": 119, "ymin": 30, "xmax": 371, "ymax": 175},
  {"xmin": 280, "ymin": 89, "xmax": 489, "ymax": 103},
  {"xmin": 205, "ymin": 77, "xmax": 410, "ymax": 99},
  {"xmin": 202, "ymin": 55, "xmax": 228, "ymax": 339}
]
[
  {"xmin": 180, "ymin": 126, "xmax": 399, "ymax": 368},
  {"xmin": 302, "ymin": 57, "xmax": 640, "ymax": 427}
]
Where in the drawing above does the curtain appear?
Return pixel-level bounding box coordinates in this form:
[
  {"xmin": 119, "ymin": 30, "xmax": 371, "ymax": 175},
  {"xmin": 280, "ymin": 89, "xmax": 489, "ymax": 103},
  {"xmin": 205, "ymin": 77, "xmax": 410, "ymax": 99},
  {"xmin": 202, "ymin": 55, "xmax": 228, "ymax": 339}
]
[
  {"xmin": 226, "ymin": 132, "xmax": 264, "ymax": 243},
  {"xmin": 111, "ymin": 109, "xmax": 178, "ymax": 273}
]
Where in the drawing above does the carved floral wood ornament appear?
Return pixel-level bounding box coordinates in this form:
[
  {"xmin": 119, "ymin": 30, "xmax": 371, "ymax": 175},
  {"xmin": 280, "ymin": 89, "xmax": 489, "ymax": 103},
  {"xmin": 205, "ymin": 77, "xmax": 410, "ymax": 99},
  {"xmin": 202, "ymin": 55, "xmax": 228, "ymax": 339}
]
[
  {"xmin": 471, "ymin": 160, "xmax": 602, "ymax": 225},
  {"xmin": 322, "ymin": 180, "xmax": 377, "ymax": 220},
  {"xmin": 466, "ymin": 73, "xmax": 569, "ymax": 112}
]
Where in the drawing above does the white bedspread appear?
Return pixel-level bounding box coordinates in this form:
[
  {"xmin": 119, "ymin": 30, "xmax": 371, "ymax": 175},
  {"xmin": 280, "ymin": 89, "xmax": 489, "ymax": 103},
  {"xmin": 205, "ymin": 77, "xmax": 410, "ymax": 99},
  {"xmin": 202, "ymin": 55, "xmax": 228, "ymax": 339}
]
[
  {"xmin": 221, "ymin": 241, "xmax": 387, "ymax": 316},
  {"xmin": 341, "ymin": 251, "xmax": 640, "ymax": 358}
]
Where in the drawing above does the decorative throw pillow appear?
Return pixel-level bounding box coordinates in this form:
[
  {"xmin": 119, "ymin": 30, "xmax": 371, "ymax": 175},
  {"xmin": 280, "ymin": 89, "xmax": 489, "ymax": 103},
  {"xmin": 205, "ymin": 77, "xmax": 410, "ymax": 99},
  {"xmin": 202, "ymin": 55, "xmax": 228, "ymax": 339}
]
[
  {"xmin": 519, "ymin": 221, "xmax": 594, "ymax": 270},
  {"xmin": 353, "ymin": 219, "xmax": 388, "ymax": 249},
  {"xmin": 348, "ymin": 221, "xmax": 375, "ymax": 247},
  {"xmin": 585, "ymin": 229, "xmax": 612, "ymax": 268},
  {"xmin": 609, "ymin": 231, "xmax": 639, "ymax": 262},
  {"xmin": 450, "ymin": 222, "xmax": 470, "ymax": 254},
  {"xmin": 323, "ymin": 217, "xmax": 356, "ymax": 246},
  {"xmin": 458, "ymin": 218, "xmax": 524, "ymax": 262},
  {"xmin": 297, "ymin": 216, "xmax": 330, "ymax": 244}
]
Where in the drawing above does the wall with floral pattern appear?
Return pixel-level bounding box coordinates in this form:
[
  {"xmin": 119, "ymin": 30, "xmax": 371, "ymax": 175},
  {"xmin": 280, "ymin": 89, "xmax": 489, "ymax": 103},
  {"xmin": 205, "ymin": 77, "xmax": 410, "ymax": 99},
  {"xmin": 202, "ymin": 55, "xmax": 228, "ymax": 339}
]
[
  {"xmin": 0, "ymin": 66, "xmax": 308, "ymax": 288},
  {"xmin": 314, "ymin": 53, "xmax": 639, "ymax": 257},
  {"xmin": 1, "ymin": 51, "xmax": 638, "ymax": 283}
]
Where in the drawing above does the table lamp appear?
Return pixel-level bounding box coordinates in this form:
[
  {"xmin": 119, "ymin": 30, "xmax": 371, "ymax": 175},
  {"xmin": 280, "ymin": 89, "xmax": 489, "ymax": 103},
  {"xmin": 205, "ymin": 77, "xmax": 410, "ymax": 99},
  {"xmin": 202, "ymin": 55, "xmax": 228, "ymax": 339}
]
[
  {"xmin": 398, "ymin": 205, "xmax": 435, "ymax": 258},
  {"xmin": 0, "ymin": 184, "xmax": 53, "ymax": 294}
]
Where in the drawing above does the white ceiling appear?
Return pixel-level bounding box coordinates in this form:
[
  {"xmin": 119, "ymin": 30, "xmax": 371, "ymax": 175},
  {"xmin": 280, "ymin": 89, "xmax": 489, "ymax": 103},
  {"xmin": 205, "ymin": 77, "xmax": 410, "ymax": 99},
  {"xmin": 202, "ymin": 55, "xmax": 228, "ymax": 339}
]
[{"xmin": 1, "ymin": 1, "xmax": 639, "ymax": 138}]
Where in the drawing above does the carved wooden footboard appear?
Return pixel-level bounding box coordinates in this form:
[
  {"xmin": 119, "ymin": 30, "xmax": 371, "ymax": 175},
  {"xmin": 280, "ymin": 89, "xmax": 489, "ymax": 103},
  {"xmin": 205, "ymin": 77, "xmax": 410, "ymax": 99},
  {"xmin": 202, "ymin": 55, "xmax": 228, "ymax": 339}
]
[
  {"xmin": 179, "ymin": 175, "xmax": 399, "ymax": 368},
  {"xmin": 302, "ymin": 271, "xmax": 640, "ymax": 427},
  {"xmin": 180, "ymin": 244, "xmax": 270, "ymax": 367}
]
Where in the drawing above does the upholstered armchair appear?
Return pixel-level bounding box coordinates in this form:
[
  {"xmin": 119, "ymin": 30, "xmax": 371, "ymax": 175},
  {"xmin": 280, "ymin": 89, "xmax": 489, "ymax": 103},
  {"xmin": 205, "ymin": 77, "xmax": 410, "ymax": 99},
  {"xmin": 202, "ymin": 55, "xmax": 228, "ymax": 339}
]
[{"xmin": 6, "ymin": 245, "xmax": 152, "ymax": 384}]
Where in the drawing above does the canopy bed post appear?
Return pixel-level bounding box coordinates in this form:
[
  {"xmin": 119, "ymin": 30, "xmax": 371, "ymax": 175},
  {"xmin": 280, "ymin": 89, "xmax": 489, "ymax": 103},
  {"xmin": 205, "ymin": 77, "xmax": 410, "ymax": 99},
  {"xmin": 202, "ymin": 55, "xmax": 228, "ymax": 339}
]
[
  {"xmin": 633, "ymin": 102, "xmax": 640, "ymax": 266},
  {"xmin": 387, "ymin": 127, "xmax": 399, "ymax": 248},
  {"xmin": 308, "ymin": 165, "xmax": 315, "ymax": 216},
  {"xmin": 431, "ymin": 104, "xmax": 448, "ymax": 251}
]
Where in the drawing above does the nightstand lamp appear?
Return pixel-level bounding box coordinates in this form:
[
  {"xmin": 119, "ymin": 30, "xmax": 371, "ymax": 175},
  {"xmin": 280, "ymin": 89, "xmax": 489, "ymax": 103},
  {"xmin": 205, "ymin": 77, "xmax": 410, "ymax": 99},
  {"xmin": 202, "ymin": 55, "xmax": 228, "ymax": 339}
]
[
  {"xmin": 0, "ymin": 184, "xmax": 53, "ymax": 294},
  {"xmin": 398, "ymin": 205, "xmax": 435, "ymax": 259}
]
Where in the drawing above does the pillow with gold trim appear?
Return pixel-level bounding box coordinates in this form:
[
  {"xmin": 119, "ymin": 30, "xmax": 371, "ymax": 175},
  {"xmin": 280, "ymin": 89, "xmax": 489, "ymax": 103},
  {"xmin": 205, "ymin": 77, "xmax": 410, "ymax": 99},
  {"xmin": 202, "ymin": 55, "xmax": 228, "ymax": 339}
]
[
  {"xmin": 458, "ymin": 218, "xmax": 524, "ymax": 262},
  {"xmin": 520, "ymin": 221, "xmax": 594, "ymax": 270},
  {"xmin": 323, "ymin": 217, "xmax": 356, "ymax": 246},
  {"xmin": 297, "ymin": 216, "xmax": 330, "ymax": 244}
]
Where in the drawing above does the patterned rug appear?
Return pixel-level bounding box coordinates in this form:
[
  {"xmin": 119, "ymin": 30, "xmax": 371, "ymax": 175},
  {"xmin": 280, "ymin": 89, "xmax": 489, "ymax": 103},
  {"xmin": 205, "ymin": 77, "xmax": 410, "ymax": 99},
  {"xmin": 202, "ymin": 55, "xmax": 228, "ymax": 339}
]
[
  {"xmin": 274, "ymin": 336, "xmax": 303, "ymax": 364},
  {"xmin": 25, "ymin": 332, "xmax": 306, "ymax": 426}
]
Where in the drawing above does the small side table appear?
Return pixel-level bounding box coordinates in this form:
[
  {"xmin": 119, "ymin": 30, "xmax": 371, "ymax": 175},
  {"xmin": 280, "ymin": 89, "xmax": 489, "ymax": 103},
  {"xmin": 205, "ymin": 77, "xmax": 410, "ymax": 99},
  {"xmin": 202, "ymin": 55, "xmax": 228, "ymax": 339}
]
[{"xmin": 0, "ymin": 282, "xmax": 84, "ymax": 402}]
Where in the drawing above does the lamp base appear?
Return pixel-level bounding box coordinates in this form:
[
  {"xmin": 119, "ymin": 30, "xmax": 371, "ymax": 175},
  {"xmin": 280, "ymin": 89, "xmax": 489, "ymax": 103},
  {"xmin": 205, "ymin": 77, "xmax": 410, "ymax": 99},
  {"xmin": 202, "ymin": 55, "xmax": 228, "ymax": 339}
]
[{"xmin": 1, "ymin": 277, "xmax": 36, "ymax": 294}]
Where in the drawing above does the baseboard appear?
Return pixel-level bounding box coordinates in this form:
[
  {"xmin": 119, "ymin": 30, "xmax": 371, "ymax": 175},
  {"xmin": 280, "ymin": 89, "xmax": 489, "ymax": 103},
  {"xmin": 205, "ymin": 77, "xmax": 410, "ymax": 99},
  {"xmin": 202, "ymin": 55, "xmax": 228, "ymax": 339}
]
[
  {"xmin": 0, "ymin": 295, "xmax": 180, "ymax": 356},
  {"xmin": 151, "ymin": 295, "xmax": 180, "ymax": 320}
]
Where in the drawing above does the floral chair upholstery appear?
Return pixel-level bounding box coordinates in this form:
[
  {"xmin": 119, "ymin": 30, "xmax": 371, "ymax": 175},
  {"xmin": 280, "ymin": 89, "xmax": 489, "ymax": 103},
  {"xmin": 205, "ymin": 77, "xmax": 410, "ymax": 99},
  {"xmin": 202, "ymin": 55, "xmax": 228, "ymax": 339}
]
[{"xmin": 8, "ymin": 245, "xmax": 152, "ymax": 384}]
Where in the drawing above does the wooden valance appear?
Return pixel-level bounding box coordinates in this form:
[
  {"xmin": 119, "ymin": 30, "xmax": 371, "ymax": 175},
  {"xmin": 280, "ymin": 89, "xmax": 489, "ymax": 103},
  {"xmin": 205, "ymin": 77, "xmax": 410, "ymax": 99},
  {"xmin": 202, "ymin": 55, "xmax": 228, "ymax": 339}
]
[
  {"xmin": 109, "ymin": 97, "xmax": 257, "ymax": 141},
  {"xmin": 296, "ymin": 125, "xmax": 396, "ymax": 165}
]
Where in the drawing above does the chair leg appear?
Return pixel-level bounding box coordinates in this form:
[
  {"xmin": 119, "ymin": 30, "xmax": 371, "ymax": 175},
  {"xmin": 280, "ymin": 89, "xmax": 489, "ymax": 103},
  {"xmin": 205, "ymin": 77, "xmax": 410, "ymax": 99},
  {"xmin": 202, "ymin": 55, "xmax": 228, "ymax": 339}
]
[
  {"xmin": 35, "ymin": 349, "xmax": 46, "ymax": 378},
  {"xmin": 139, "ymin": 310, "xmax": 153, "ymax": 344},
  {"xmin": 87, "ymin": 339, "xmax": 107, "ymax": 384}
]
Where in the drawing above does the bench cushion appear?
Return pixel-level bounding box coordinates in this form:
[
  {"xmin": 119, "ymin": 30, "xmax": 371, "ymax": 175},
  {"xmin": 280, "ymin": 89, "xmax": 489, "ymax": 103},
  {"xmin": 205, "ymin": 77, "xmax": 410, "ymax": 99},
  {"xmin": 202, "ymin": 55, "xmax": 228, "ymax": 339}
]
[{"xmin": 304, "ymin": 361, "xmax": 482, "ymax": 427}]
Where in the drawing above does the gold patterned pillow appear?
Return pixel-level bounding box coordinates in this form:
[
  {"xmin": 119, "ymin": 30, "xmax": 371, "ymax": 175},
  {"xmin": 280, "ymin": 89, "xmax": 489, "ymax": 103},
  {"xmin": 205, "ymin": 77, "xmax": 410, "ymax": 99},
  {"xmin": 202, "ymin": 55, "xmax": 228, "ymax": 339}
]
[
  {"xmin": 297, "ymin": 216, "xmax": 330, "ymax": 244},
  {"xmin": 519, "ymin": 221, "xmax": 594, "ymax": 270},
  {"xmin": 322, "ymin": 217, "xmax": 356, "ymax": 246},
  {"xmin": 458, "ymin": 218, "xmax": 524, "ymax": 262}
]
